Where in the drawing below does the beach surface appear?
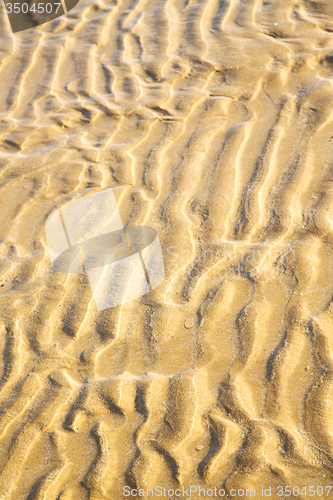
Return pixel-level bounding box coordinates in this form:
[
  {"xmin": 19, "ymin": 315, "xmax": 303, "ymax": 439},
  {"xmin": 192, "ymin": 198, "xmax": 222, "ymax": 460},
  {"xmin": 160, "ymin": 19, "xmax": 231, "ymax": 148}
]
[{"xmin": 1, "ymin": 0, "xmax": 333, "ymax": 498}]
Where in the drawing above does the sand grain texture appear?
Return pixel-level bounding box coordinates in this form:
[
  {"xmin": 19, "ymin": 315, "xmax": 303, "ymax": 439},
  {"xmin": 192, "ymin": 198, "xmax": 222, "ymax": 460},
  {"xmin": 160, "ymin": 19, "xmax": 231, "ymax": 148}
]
[{"xmin": 1, "ymin": 0, "xmax": 333, "ymax": 498}]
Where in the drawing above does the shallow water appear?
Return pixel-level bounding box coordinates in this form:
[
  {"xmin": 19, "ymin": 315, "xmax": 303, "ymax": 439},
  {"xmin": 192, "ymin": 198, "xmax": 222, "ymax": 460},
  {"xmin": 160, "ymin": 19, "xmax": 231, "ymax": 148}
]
[{"xmin": 1, "ymin": 0, "xmax": 333, "ymax": 498}]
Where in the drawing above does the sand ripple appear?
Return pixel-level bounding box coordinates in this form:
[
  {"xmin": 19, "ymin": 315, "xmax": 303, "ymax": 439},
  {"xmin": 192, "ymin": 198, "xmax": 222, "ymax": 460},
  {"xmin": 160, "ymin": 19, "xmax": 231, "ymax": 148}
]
[{"xmin": 1, "ymin": 0, "xmax": 333, "ymax": 498}]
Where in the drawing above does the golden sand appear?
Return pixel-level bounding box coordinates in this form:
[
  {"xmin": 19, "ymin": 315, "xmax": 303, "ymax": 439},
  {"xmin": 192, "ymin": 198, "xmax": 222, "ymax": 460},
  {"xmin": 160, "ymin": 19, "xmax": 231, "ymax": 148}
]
[{"xmin": 1, "ymin": 0, "xmax": 333, "ymax": 498}]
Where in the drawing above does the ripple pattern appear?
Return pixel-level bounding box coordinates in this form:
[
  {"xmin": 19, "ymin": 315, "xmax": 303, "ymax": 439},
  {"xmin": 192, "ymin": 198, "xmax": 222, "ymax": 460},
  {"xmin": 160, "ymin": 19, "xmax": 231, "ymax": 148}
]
[{"xmin": 1, "ymin": 0, "xmax": 333, "ymax": 498}]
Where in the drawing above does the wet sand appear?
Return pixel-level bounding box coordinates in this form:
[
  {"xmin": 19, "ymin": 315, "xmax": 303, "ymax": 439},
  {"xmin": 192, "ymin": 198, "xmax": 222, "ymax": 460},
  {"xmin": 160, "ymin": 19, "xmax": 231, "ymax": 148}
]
[{"xmin": 1, "ymin": 0, "xmax": 333, "ymax": 498}]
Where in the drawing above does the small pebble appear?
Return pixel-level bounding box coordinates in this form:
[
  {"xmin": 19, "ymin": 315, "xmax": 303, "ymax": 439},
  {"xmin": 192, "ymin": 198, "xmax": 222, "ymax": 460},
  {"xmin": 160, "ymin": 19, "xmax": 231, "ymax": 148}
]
[{"xmin": 185, "ymin": 317, "xmax": 194, "ymax": 329}]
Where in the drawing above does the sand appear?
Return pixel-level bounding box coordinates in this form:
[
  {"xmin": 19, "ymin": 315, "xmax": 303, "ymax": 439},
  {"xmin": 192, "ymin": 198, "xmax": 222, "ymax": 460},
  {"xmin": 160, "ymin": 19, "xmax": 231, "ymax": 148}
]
[{"xmin": 1, "ymin": 0, "xmax": 333, "ymax": 498}]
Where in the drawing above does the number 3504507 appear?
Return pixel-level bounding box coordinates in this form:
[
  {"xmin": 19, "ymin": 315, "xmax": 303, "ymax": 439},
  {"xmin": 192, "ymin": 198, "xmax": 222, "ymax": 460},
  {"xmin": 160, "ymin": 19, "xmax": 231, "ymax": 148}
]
[{"xmin": 5, "ymin": 3, "xmax": 62, "ymax": 13}]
